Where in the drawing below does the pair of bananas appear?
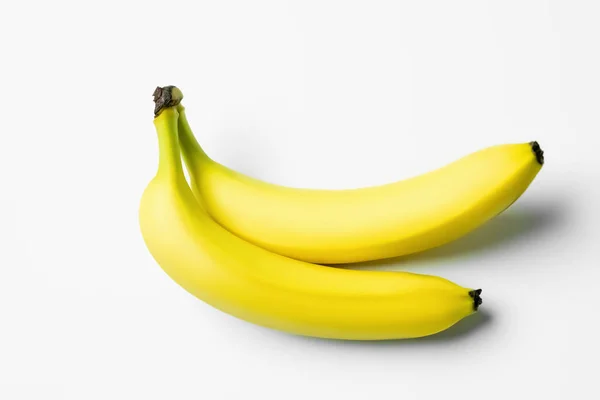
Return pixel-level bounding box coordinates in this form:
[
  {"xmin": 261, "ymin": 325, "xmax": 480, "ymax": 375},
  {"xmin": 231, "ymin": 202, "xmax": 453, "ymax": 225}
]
[{"xmin": 139, "ymin": 86, "xmax": 544, "ymax": 340}]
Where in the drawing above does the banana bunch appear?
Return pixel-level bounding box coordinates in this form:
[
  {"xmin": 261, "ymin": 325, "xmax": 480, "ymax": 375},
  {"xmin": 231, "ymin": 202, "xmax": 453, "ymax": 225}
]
[{"xmin": 139, "ymin": 86, "xmax": 543, "ymax": 340}]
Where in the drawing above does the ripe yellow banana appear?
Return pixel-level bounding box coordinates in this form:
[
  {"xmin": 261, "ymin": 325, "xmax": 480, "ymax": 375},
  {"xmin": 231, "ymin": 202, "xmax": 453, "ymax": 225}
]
[
  {"xmin": 139, "ymin": 99, "xmax": 482, "ymax": 340},
  {"xmin": 175, "ymin": 89, "xmax": 544, "ymax": 264}
]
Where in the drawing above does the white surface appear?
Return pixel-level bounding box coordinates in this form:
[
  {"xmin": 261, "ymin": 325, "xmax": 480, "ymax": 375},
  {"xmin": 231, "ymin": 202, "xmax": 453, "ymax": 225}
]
[{"xmin": 1, "ymin": 1, "xmax": 599, "ymax": 399}]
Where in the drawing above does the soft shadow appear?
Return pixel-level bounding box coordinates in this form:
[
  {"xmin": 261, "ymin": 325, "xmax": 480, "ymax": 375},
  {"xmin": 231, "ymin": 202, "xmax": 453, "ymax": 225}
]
[{"xmin": 345, "ymin": 194, "xmax": 571, "ymax": 270}]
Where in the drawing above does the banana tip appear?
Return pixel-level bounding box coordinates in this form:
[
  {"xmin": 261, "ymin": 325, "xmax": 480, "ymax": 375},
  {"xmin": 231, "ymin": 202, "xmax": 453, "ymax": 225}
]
[
  {"xmin": 469, "ymin": 289, "xmax": 483, "ymax": 311},
  {"xmin": 529, "ymin": 141, "xmax": 544, "ymax": 165}
]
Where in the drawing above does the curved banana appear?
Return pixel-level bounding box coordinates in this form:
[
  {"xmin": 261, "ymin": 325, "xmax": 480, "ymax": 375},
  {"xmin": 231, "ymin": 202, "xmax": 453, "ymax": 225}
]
[
  {"xmin": 175, "ymin": 90, "xmax": 544, "ymax": 264},
  {"xmin": 139, "ymin": 101, "xmax": 482, "ymax": 340}
]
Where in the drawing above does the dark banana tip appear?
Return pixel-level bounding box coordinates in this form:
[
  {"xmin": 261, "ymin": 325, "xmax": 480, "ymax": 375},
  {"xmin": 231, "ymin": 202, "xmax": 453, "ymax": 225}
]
[
  {"xmin": 469, "ymin": 289, "xmax": 483, "ymax": 311},
  {"xmin": 153, "ymin": 86, "xmax": 184, "ymax": 117},
  {"xmin": 529, "ymin": 141, "xmax": 544, "ymax": 165}
]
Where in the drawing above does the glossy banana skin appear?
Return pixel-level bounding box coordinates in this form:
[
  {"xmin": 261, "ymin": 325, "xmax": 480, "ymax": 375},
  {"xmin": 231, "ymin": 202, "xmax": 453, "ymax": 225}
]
[
  {"xmin": 139, "ymin": 107, "xmax": 482, "ymax": 340},
  {"xmin": 177, "ymin": 105, "xmax": 543, "ymax": 264}
]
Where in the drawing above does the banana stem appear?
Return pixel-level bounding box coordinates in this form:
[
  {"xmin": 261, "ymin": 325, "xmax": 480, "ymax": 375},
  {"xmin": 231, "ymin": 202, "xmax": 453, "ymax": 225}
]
[
  {"xmin": 177, "ymin": 106, "xmax": 211, "ymax": 164},
  {"xmin": 154, "ymin": 108, "xmax": 184, "ymax": 180},
  {"xmin": 152, "ymin": 86, "xmax": 188, "ymax": 180},
  {"xmin": 152, "ymin": 85, "xmax": 216, "ymax": 166}
]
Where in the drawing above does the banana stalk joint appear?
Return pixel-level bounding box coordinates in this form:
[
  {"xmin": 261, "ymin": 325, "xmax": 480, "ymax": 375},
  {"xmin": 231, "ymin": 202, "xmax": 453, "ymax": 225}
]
[{"xmin": 153, "ymin": 86, "xmax": 184, "ymax": 117}]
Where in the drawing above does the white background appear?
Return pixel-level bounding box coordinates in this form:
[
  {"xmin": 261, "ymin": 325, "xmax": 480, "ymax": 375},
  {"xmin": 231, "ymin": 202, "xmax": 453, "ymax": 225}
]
[{"xmin": 1, "ymin": 0, "xmax": 599, "ymax": 399}]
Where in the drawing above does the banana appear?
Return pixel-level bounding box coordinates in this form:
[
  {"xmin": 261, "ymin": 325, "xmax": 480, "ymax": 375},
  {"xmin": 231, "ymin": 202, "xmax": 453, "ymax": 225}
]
[
  {"xmin": 139, "ymin": 99, "xmax": 483, "ymax": 340},
  {"xmin": 175, "ymin": 88, "xmax": 544, "ymax": 264}
]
